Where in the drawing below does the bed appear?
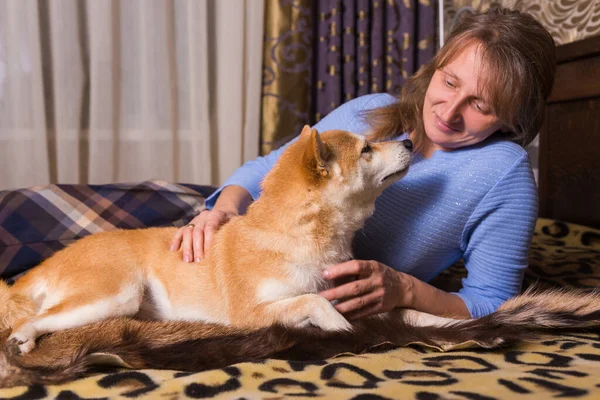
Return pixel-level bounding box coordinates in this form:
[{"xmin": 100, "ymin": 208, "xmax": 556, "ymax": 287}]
[{"xmin": 0, "ymin": 36, "xmax": 599, "ymax": 399}]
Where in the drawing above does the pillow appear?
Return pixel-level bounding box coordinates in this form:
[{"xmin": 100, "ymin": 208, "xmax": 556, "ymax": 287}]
[{"xmin": 0, "ymin": 180, "xmax": 216, "ymax": 280}]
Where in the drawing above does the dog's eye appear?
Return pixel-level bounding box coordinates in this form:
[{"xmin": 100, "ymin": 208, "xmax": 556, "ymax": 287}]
[{"xmin": 361, "ymin": 145, "xmax": 372, "ymax": 154}]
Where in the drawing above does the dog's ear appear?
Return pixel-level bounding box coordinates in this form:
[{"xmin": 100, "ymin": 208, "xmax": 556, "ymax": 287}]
[
  {"xmin": 300, "ymin": 124, "xmax": 312, "ymax": 138},
  {"xmin": 311, "ymin": 129, "xmax": 330, "ymax": 176},
  {"xmin": 302, "ymin": 126, "xmax": 330, "ymax": 178}
]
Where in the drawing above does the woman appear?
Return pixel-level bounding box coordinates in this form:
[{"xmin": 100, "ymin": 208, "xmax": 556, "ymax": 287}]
[{"xmin": 170, "ymin": 6, "xmax": 556, "ymax": 320}]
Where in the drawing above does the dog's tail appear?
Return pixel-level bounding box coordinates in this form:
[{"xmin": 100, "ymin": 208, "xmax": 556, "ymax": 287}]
[
  {"xmin": 402, "ymin": 286, "xmax": 600, "ymax": 351},
  {"xmin": 0, "ymin": 317, "xmax": 298, "ymax": 388},
  {"xmin": 488, "ymin": 286, "xmax": 600, "ymax": 330},
  {"xmin": 0, "ymin": 280, "xmax": 36, "ymax": 331}
]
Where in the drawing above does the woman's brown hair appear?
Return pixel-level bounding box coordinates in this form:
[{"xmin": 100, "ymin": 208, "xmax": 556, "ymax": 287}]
[{"xmin": 366, "ymin": 6, "xmax": 556, "ymax": 154}]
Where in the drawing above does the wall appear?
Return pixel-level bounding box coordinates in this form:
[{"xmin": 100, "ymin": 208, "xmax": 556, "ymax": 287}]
[{"xmin": 442, "ymin": 0, "xmax": 600, "ymax": 46}]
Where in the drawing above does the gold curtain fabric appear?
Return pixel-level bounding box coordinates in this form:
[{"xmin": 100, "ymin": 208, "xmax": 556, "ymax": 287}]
[{"xmin": 261, "ymin": 0, "xmax": 313, "ymax": 156}]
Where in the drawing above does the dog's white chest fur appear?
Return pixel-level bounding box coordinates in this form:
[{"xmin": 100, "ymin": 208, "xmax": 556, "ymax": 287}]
[{"xmin": 256, "ymin": 263, "xmax": 331, "ymax": 304}]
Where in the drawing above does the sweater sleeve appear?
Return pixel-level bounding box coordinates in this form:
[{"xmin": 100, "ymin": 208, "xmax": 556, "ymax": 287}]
[
  {"xmin": 204, "ymin": 93, "xmax": 393, "ymax": 209},
  {"xmin": 454, "ymin": 153, "xmax": 538, "ymax": 318}
]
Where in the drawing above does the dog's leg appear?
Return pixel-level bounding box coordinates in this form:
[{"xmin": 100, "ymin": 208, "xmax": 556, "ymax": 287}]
[
  {"xmin": 262, "ymin": 294, "xmax": 353, "ymax": 332},
  {"xmin": 393, "ymin": 309, "xmax": 461, "ymax": 327},
  {"xmin": 6, "ymin": 291, "xmax": 143, "ymax": 356}
]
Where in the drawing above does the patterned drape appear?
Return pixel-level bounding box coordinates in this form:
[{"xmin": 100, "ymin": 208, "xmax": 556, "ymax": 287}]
[
  {"xmin": 261, "ymin": 0, "xmax": 436, "ymax": 155},
  {"xmin": 261, "ymin": 1, "xmax": 313, "ymax": 155},
  {"xmin": 314, "ymin": 0, "xmax": 435, "ymax": 121}
]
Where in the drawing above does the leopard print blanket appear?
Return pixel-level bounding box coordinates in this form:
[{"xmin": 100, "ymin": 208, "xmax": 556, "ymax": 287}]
[{"xmin": 0, "ymin": 218, "xmax": 598, "ymax": 399}]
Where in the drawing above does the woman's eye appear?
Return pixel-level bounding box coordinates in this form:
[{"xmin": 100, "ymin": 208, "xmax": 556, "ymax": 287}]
[
  {"xmin": 361, "ymin": 145, "xmax": 372, "ymax": 154},
  {"xmin": 445, "ymin": 79, "xmax": 455, "ymax": 88},
  {"xmin": 474, "ymin": 102, "xmax": 489, "ymax": 114}
]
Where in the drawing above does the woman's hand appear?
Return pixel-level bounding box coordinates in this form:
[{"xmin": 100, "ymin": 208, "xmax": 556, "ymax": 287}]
[
  {"xmin": 319, "ymin": 260, "xmax": 410, "ymax": 320},
  {"xmin": 169, "ymin": 185, "xmax": 252, "ymax": 263},
  {"xmin": 169, "ymin": 209, "xmax": 237, "ymax": 262}
]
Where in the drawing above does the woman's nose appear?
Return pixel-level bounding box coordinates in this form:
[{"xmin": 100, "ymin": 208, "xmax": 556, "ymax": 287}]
[{"xmin": 441, "ymin": 97, "xmax": 463, "ymax": 123}]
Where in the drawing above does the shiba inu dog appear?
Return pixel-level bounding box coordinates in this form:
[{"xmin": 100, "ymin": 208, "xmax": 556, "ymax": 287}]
[{"xmin": 0, "ymin": 126, "xmax": 415, "ymax": 356}]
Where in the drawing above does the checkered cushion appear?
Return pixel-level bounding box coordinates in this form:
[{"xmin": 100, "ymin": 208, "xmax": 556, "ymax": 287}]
[{"xmin": 0, "ymin": 180, "xmax": 216, "ymax": 280}]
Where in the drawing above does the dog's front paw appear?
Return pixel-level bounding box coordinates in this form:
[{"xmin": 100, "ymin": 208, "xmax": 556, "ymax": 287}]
[
  {"xmin": 319, "ymin": 313, "xmax": 353, "ymax": 332},
  {"xmin": 307, "ymin": 300, "xmax": 353, "ymax": 332}
]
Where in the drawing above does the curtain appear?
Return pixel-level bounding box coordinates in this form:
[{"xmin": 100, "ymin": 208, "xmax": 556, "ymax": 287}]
[
  {"xmin": 260, "ymin": 0, "xmax": 436, "ymax": 155},
  {"xmin": 260, "ymin": 0, "xmax": 313, "ymax": 155},
  {"xmin": 314, "ymin": 0, "xmax": 435, "ymax": 119},
  {"xmin": 0, "ymin": 0, "xmax": 264, "ymax": 190}
]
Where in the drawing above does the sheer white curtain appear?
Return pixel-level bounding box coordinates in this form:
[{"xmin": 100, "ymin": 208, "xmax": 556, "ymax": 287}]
[{"xmin": 0, "ymin": 0, "xmax": 264, "ymax": 190}]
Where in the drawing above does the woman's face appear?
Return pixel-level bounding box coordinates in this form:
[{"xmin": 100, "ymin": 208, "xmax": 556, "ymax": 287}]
[{"xmin": 422, "ymin": 42, "xmax": 506, "ymax": 156}]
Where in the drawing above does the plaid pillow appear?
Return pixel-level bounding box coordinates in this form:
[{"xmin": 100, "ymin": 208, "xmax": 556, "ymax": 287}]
[{"xmin": 0, "ymin": 180, "xmax": 216, "ymax": 280}]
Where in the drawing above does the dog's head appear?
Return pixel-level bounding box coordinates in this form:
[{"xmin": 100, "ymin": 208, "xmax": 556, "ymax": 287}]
[{"xmin": 264, "ymin": 126, "xmax": 412, "ymax": 205}]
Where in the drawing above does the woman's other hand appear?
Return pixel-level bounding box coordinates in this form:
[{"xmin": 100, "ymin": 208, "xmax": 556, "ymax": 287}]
[
  {"xmin": 169, "ymin": 185, "xmax": 252, "ymax": 262},
  {"xmin": 319, "ymin": 260, "xmax": 409, "ymax": 320}
]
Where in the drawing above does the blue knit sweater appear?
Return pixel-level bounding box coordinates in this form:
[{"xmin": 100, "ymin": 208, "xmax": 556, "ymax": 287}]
[{"xmin": 205, "ymin": 94, "xmax": 538, "ymax": 318}]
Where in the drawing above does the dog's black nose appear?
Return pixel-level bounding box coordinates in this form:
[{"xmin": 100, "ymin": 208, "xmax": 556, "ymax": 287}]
[{"xmin": 402, "ymin": 139, "xmax": 413, "ymax": 151}]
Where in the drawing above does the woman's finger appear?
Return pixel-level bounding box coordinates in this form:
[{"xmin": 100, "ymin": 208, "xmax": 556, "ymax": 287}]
[
  {"xmin": 193, "ymin": 227, "xmax": 205, "ymax": 262},
  {"xmin": 169, "ymin": 227, "xmax": 185, "ymax": 252},
  {"xmin": 181, "ymin": 224, "xmax": 195, "ymax": 262},
  {"xmin": 320, "ymin": 278, "xmax": 377, "ymax": 302},
  {"xmin": 333, "ymin": 289, "xmax": 383, "ymax": 316},
  {"xmin": 322, "ymin": 260, "xmax": 364, "ymax": 280},
  {"xmin": 358, "ymin": 261, "xmax": 376, "ymax": 278},
  {"xmin": 344, "ymin": 300, "xmax": 383, "ymax": 320},
  {"xmin": 203, "ymin": 219, "xmax": 222, "ymax": 256}
]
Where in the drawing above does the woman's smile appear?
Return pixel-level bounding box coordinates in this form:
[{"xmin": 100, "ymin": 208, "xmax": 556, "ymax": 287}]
[{"xmin": 434, "ymin": 113, "xmax": 460, "ymax": 134}]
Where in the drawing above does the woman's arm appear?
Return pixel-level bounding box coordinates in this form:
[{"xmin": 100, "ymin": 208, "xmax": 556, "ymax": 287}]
[
  {"xmin": 212, "ymin": 185, "xmax": 253, "ymax": 215},
  {"xmin": 401, "ymin": 272, "xmax": 470, "ymax": 318},
  {"xmin": 455, "ymin": 152, "xmax": 538, "ymax": 318},
  {"xmin": 319, "ymin": 260, "xmax": 470, "ymax": 320}
]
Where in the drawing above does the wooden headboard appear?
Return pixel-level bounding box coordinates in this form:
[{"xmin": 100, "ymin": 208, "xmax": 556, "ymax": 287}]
[{"xmin": 538, "ymin": 35, "xmax": 600, "ymax": 229}]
